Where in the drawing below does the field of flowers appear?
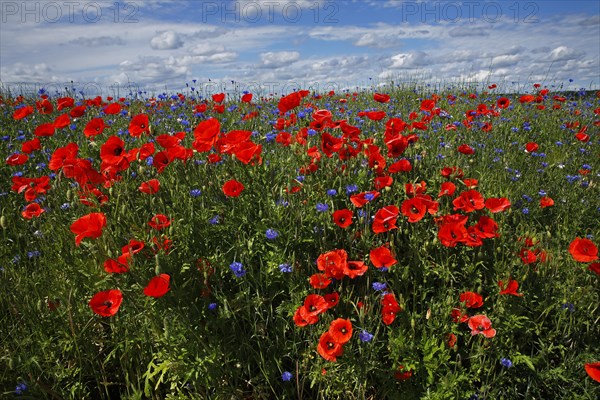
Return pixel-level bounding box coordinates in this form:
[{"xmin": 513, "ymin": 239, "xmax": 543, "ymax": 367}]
[{"xmin": 1, "ymin": 82, "xmax": 599, "ymax": 399}]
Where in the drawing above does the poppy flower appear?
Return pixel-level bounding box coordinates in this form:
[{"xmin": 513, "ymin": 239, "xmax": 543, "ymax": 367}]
[
  {"xmin": 309, "ymin": 273, "xmax": 332, "ymax": 289},
  {"xmin": 53, "ymin": 114, "xmax": 71, "ymax": 129},
  {"xmin": 401, "ymin": 196, "xmax": 427, "ymax": 223},
  {"xmin": 568, "ymin": 237, "xmax": 598, "ymax": 262},
  {"xmin": 278, "ymin": 91, "xmax": 304, "ymax": 115},
  {"xmin": 222, "ymin": 179, "xmax": 245, "ymax": 197},
  {"xmin": 468, "ymin": 315, "xmax": 496, "ymax": 338},
  {"xmin": 241, "ymin": 93, "xmax": 253, "ymax": 103},
  {"xmin": 100, "ymin": 136, "xmax": 130, "ymax": 170},
  {"xmin": 372, "ymin": 205, "xmax": 399, "ymax": 234},
  {"xmin": 345, "ymin": 261, "xmax": 368, "ymax": 279},
  {"xmin": 497, "ymin": 97, "xmax": 510, "ymax": 109},
  {"xmin": 539, "ymin": 196, "xmax": 554, "ymax": 208},
  {"xmin": 6, "ymin": 153, "xmax": 28, "ymax": 166},
  {"xmin": 329, "ymin": 318, "xmax": 353, "ymax": 344},
  {"xmin": 317, "ymin": 249, "xmax": 348, "ymax": 280},
  {"xmin": 373, "ymin": 93, "xmax": 390, "ymax": 103},
  {"xmin": 498, "ymin": 278, "xmax": 524, "ymax": 296},
  {"xmin": 121, "ymin": 239, "xmax": 145, "ymax": 255},
  {"xmin": 485, "ymin": 197, "xmax": 511, "ymax": 213},
  {"xmin": 34, "ymin": 123, "xmax": 55, "ymax": 137},
  {"xmin": 148, "ymin": 214, "xmax": 171, "ymax": 230},
  {"xmin": 104, "ymin": 102, "xmax": 121, "ymax": 114},
  {"xmin": 193, "ymin": 118, "xmax": 221, "ymax": 153},
  {"xmin": 129, "ymin": 113, "xmax": 150, "ymax": 136},
  {"xmin": 446, "ymin": 333, "xmax": 457, "ymax": 347},
  {"xmin": 293, "ymin": 306, "xmax": 317, "ymax": 326},
  {"xmin": 370, "ymin": 245, "xmax": 397, "ymax": 268},
  {"xmin": 394, "ymin": 366, "xmax": 413, "ymax": 381},
  {"xmin": 324, "ymin": 292, "xmax": 339, "ymax": 309},
  {"xmin": 84, "ymin": 118, "xmax": 106, "ymax": 138},
  {"xmin": 317, "ymin": 331, "xmax": 344, "ymax": 362},
  {"xmin": 451, "ymin": 307, "xmax": 469, "ymax": 323},
  {"xmin": 453, "ymin": 190, "xmax": 485, "ymax": 213},
  {"xmin": 589, "ymin": 263, "xmax": 600, "ymax": 275},
  {"xmin": 103, "ymin": 253, "xmax": 131, "ymax": 274},
  {"xmin": 139, "ymin": 179, "xmax": 160, "ymax": 194},
  {"xmin": 457, "ymin": 144, "xmax": 475, "ymax": 155},
  {"xmin": 350, "ymin": 191, "xmax": 380, "ymax": 208},
  {"xmin": 69, "ymin": 105, "xmax": 86, "ymax": 118},
  {"xmin": 212, "ymin": 92, "xmax": 225, "ymax": 103},
  {"xmin": 525, "ymin": 142, "xmax": 539, "ymax": 153},
  {"xmin": 388, "ymin": 159, "xmax": 412, "ymax": 173},
  {"xmin": 585, "ymin": 362, "xmax": 600, "ymax": 383},
  {"xmin": 332, "ymin": 209, "xmax": 353, "ymax": 228},
  {"xmin": 459, "ymin": 291, "xmax": 483, "ymax": 308},
  {"xmin": 22, "ymin": 138, "xmax": 41, "ymax": 154},
  {"xmin": 438, "ymin": 182, "xmax": 456, "ymax": 197},
  {"xmin": 89, "ymin": 289, "xmax": 123, "ymax": 317},
  {"xmin": 70, "ymin": 212, "xmax": 107, "ymax": 246},
  {"xmin": 13, "ymin": 105, "xmax": 34, "ymax": 120},
  {"xmin": 21, "ymin": 203, "xmax": 44, "ymax": 219},
  {"xmin": 143, "ymin": 274, "xmax": 171, "ymax": 298}
]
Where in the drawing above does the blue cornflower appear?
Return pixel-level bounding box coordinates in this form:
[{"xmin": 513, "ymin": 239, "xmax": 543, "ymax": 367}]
[
  {"xmin": 538, "ymin": 190, "xmax": 547, "ymax": 196},
  {"xmin": 372, "ymin": 282, "xmax": 387, "ymax": 291},
  {"xmin": 209, "ymin": 215, "xmax": 220, "ymax": 225},
  {"xmin": 266, "ymin": 228, "xmax": 279, "ymax": 240},
  {"xmin": 316, "ymin": 203, "xmax": 329, "ymax": 212},
  {"xmin": 190, "ymin": 189, "xmax": 202, "ymax": 197},
  {"xmin": 522, "ymin": 208, "xmax": 529, "ymax": 215},
  {"xmin": 229, "ymin": 262, "xmax": 246, "ymax": 278},
  {"xmin": 307, "ymin": 129, "xmax": 317, "ymax": 136},
  {"xmin": 208, "ymin": 302, "xmax": 217, "ymax": 311},
  {"xmin": 60, "ymin": 203, "xmax": 71, "ymax": 210},
  {"xmin": 27, "ymin": 250, "xmax": 41, "ymax": 259},
  {"xmin": 281, "ymin": 371, "xmax": 293, "ymax": 382},
  {"xmin": 561, "ymin": 303, "xmax": 575, "ymax": 312},
  {"xmin": 278, "ymin": 263, "xmax": 292, "ymax": 273},
  {"xmin": 15, "ymin": 382, "xmax": 28, "ymax": 395},
  {"xmin": 522, "ymin": 195, "xmax": 532, "ymax": 202},
  {"xmin": 326, "ymin": 189, "xmax": 337, "ymax": 196},
  {"xmin": 359, "ymin": 330, "xmax": 374, "ymax": 342},
  {"xmin": 346, "ymin": 184, "xmax": 358, "ymax": 195},
  {"xmin": 364, "ymin": 192, "xmax": 375, "ymax": 201},
  {"xmin": 500, "ymin": 358, "xmax": 513, "ymax": 368}
]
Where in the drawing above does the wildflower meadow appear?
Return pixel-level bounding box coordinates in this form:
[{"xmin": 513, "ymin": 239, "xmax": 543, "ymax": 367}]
[{"xmin": 1, "ymin": 82, "xmax": 599, "ymax": 399}]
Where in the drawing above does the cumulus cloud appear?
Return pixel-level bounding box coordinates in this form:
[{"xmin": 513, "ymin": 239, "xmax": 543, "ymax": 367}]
[
  {"xmin": 354, "ymin": 32, "xmax": 402, "ymax": 48},
  {"xmin": 491, "ymin": 54, "xmax": 522, "ymax": 68},
  {"xmin": 150, "ymin": 30, "xmax": 183, "ymax": 50},
  {"xmin": 189, "ymin": 43, "xmax": 226, "ymax": 56},
  {"xmin": 448, "ymin": 27, "xmax": 490, "ymax": 37},
  {"xmin": 259, "ymin": 51, "xmax": 300, "ymax": 68},
  {"xmin": 548, "ymin": 46, "xmax": 585, "ymax": 62},
  {"xmin": 389, "ymin": 51, "xmax": 432, "ymax": 69}
]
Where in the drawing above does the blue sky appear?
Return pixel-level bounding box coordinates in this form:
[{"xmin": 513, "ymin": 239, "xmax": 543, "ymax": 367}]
[{"xmin": 1, "ymin": 0, "xmax": 598, "ymax": 96}]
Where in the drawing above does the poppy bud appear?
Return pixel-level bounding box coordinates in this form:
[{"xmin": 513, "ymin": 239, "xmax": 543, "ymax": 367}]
[
  {"xmin": 109, "ymin": 187, "xmax": 114, "ymax": 197},
  {"xmin": 410, "ymin": 318, "xmax": 415, "ymax": 329},
  {"xmin": 477, "ymin": 251, "xmax": 484, "ymax": 261},
  {"xmin": 121, "ymin": 204, "xmax": 127, "ymax": 216},
  {"xmin": 453, "ymin": 344, "xmax": 458, "ymax": 352},
  {"xmin": 477, "ymin": 285, "xmax": 483, "ymax": 294},
  {"xmin": 66, "ymin": 189, "xmax": 73, "ymax": 200},
  {"xmin": 0, "ymin": 215, "xmax": 6, "ymax": 229}
]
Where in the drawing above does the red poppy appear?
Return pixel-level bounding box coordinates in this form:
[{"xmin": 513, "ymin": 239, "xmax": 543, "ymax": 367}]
[
  {"xmin": 13, "ymin": 105, "xmax": 34, "ymax": 120},
  {"xmin": 381, "ymin": 293, "xmax": 401, "ymax": 325},
  {"xmin": 485, "ymin": 197, "xmax": 511, "ymax": 213},
  {"xmin": 317, "ymin": 331, "xmax": 344, "ymax": 362},
  {"xmin": 525, "ymin": 142, "xmax": 538, "ymax": 153},
  {"xmin": 589, "ymin": 263, "xmax": 600, "ymax": 275},
  {"xmin": 309, "ymin": 273, "xmax": 332, "ymax": 289},
  {"xmin": 329, "ymin": 318, "xmax": 353, "ymax": 344},
  {"xmin": 212, "ymin": 92, "xmax": 225, "ymax": 103},
  {"xmin": 152, "ymin": 151, "xmax": 171, "ymax": 173},
  {"xmin": 57, "ymin": 96, "xmax": 74, "ymax": 110},
  {"xmin": 497, "ymin": 97, "xmax": 510, "ymax": 109},
  {"xmin": 21, "ymin": 203, "xmax": 44, "ymax": 219},
  {"xmin": 317, "ymin": 249, "xmax": 348, "ymax": 280},
  {"xmin": 366, "ymin": 110, "xmax": 386, "ymax": 121},
  {"xmin": 438, "ymin": 182, "xmax": 456, "ymax": 197},
  {"xmin": 148, "ymin": 214, "xmax": 171, "ymax": 230},
  {"xmin": 459, "ymin": 291, "xmax": 483, "ymax": 308},
  {"xmin": 324, "ymin": 292, "xmax": 339, "ymax": 309},
  {"xmin": 6, "ymin": 153, "xmax": 28, "ymax": 166},
  {"xmin": 278, "ymin": 91, "xmax": 304, "ymax": 115},
  {"xmin": 121, "ymin": 239, "xmax": 145, "ymax": 255},
  {"xmin": 89, "ymin": 289, "xmax": 123, "ymax": 317},
  {"xmin": 193, "ymin": 118, "xmax": 221, "ymax": 153},
  {"xmin": 451, "ymin": 307, "xmax": 469, "ymax": 323},
  {"xmin": 446, "ymin": 333, "xmax": 457, "ymax": 347},
  {"xmin": 34, "ymin": 123, "xmax": 55, "ymax": 137},
  {"xmin": 401, "ymin": 196, "xmax": 427, "ymax": 223},
  {"xmin": 104, "ymin": 102, "xmax": 121, "ymax": 114},
  {"xmin": 498, "ymin": 278, "xmax": 524, "ymax": 296},
  {"xmin": 293, "ymin": 306, "xmax": 317, "ymax": 326},
  {"xmin": 100, "ymin": 135, "xmax": 130, "ymax": 170},
  {"xmin": 457, "ymin": 144, "xmax": 475, "ymax": 155},
  {"xmin": 103, "ymin": 254, "xmax": 131, "ymax": 274},
  {"xmin": 139, "ymin": 179, "xmax": 160, "ymax": 195},
  {"xmin": 370, "ymin": 245, "xmax": 397, "ymax": 268},
  {"xmin": 394, "ymin": 366, "xmax": 413, "ymax": 381},
  {"xmin": 129, "ymin": 113, "xmax": 150, "ymax": 136},
  {"xmin": 22, "ymin": 138, "xmax": 41, "ymax": 154},
  {"xmin": 143, "ymin": 274, "xmax": 171, "ymax": 298},
  {"xmin": 69, "ymin": 105, "xmax": 86, "ymax": 118},
  {"xmin": 222, "ymin": 179, "xmax": 245, "ymax": 197},
  {"xmin": 345, "ymin": 260, "xmax": 368, "ymax": 279},
  {"xmin": 388, "ymin": 159, "xmax": 412, "ymax": 173},
  {"xmin": 472, "ymin": 215, "xmax": 499, "ymax": 239},
  {"xmin": 539, "ymin": 196, "xmax": 554, "ymax": 208},
  {"xmin": 11, "ymin": 176, "xmax": 51, "ymax": 202},
  {"xmin": 568, "ymin": 237, "xmax": 598, "ymax": 262},
  {"xmin": 241, "ymin": 93, "xmax": 253, "ymax": 103},
  {"xmin": 84, "ymin": 118, "xmax": 106, "ymax": 138},
  {"xmin": 374, "ymin": 175, "xmax": 393, "ymax": 190},
  {"xmin": 468, "ymin": 315, "xmax": 496, "ymax": 338},
  {"xmin": 519, "ymin": 94, "xmax": 535, "ymax": 103},
  {"xmin": 373, "ymin": 93, "xmax": 390, "ymax": 103},
  {"xmin": 453, "ymin": 190, "xmax": 485, "ymax": 213},
  {"xmin": 332, "ymin": 209, "xmax": 353, "ymax": 228},
  {"xmin": 71, "ymin": 212, "xmax": 107, "ymax": 246},
  {"xmin": 350, "ymin": 191, "xmax": 380, "ymax": 208},
  {"xmin": 372, "ymin": 205, "xmax": 399, "ymax": 234},
  {"xmin": 585, "ymin": 362, "xmax": 600, "ymax": 383}
]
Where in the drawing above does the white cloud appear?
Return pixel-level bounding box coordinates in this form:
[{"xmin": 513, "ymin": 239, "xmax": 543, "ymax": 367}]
[
  {"xmin": 259, "ymin": 51, "xmax": 300, "ymax": 68},
  {"xmin": 150, "ymin": 30, "xmax": 183, "ymax": 50},
  {"xmin": 389, "ymin": 51, "xmax": 432, "ymax": 69},
  {"xmin": 548, "ymin": 46, "xmax": 585, "ymax": 62}
]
